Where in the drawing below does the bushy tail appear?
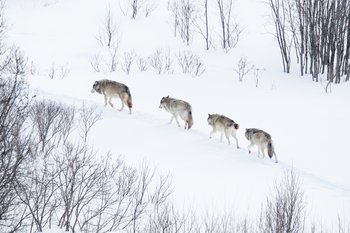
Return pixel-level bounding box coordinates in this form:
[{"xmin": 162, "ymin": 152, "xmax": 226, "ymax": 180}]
[
  {"xmin": 186, "ymin": 111, "xmax": 193, "ymax": 130},
  {"xmin": 267, "ymin": 141, "xmax": 274, "ymax": 159},
  {"xmin": 233, "ymin": 123, "xmax": 239, "ymax": 130},
  {"xmin": 126, "ymin": 87, "xmax": 133, "ymax": 109},
  {"xmin": 127, "ymin": 95, "xmax": 133, "ymax": 108}
]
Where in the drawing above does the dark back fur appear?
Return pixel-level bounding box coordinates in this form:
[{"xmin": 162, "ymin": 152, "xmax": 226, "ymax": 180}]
[{"xmin": 245, "ymin": 128, "xmax": 271, "ymax": 140}]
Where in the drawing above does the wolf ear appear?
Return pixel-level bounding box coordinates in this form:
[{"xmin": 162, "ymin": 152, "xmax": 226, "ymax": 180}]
[{"xmin": 166, "ymin": 95, "xmax": 169, "ymax": 98}]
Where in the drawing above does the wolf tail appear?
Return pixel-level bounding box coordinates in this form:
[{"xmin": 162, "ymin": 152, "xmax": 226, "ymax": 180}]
[
  {"xmin": 267, "ymin": 141, "xmax": 274, "ymax": 158},
  {"xmin": 127, "ymin": 95, "xmax": 133, "ymax": 108},
  {"xmin": 186, "ymin": 111, "xmax": 193, "ymax": 130},
  {"xmin": 126, "ymin": 87, "xmax": 133, "ymax": 108},
  {"xmin": 233, "ymin": 123, "xmax": 239, "ymax": 130},
  {"xmin": 267, "ymin": 139, "xmax": 278, "ymax": 163}
]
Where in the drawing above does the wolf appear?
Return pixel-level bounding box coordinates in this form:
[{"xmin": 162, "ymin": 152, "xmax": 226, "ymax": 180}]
[
  {"xmin": 244, "ymin": 128, "xmax": 278, "ymax": 163},
  {"xmin": 159, "ymin": 96, "xmax": 193, "ymax": 130},
  {"xmin": 91, "ymin": 79, "xmax": 133, "ymax": 114},
  {"xmin": 207, "ymin": 114, "xmax": 239, "ymax": 148}
]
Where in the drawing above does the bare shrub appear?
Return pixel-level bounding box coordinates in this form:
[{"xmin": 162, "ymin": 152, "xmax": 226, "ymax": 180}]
[
  {"xmin": 0, "ymin": 47, "xmax": 28, "ymax": 76},
  {"xmin": 58, "ymin": 64, "xmax": 70, "ymax": 80},
  {"xmin": 144, "ymin": 1, "xmax": 157, "ymax": 17},
  {"xmin": 92, "ymin": 48, "xmax": 119, "ymax": 73},
  {"xmin": 121, "ymin": 51, "xmax": 136, "ymax": 75},
  {"xmin": 78, "ymin": 103, "xmax": 102, "ymax": 144},
  {"xmin": 137, "ymin": 56, "xmax": 150, "ymax": 71},
  {"xmin": 176, "ymin": 50, "xmax": 205, "ymax": 77},
  {"xmin": 235, "ymin": 57, "xmax": 254, "ymax": 82},
  {"xmin": 55, "ymin": 142, "xmax": 98, "ymax": 232},
  {"xmin": 48, "ymin": 63, "xmax": 70, "ymax": 80},
  {"xmin": 0, "ymin": 76, "xmax": 32, "ymax": 233},
  {"xmin": 0, "ymin": 12, "xmax": 32, "ymax": 233},
  {"xmin": 149, "ymin": 50, "xmax": 163, "ymax": 74},
  {"xmin": 30, "ymin": 100, "xmax": 70, "ymax": 153},
  {"xmin": 149, "ymin": 49, "xmax": 174, "ymax": 75},
  {"xmin": 58, "ymin": 105, "xmax": 75, "ymax": 144},
  {"xmin": 163, "ymin": 53, "xmax": 174, "ymax": 75},
  {"xmin": 90, "ymin": 53, "xmax": 102, "ymax": 72},
  {"xmin": 48, "ymin": 63, "xmax": 56, "ymax": 79},
  {"xmin": 53, "ymin": 150, "xmax": 173, "ymax": 233},
  {"xmin": 107, "ymin": 47, "xmax": 118, "ymax": 72},
  {"xmin": 253, "ymin": 67, "xmax": 265, "ymax": 87},
  {"xmin": 261, "ymin": 170, "xmax": 305, "ymax": 233},
  {"xmin": 29, "ymin": 61, "xmax": 38, "ymax": 76},
  {"xmin": 14, "ymin": 158, "xmax": 59, "ymax": 232}
]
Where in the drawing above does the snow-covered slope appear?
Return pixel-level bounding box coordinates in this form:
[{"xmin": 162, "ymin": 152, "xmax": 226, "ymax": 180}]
[{"xmin": 6, "ymin": 0, "xmax": 350, "ymax": 223}]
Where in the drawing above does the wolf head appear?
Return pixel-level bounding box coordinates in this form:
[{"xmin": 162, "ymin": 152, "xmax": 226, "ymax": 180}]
[
  {"xmin": 91, "ymin": 81, "xmax": 102, "ymax": 94},
  {"xmin": 159, "ymin": 96, "xmax": 169, "ymax": 109},
  {"xmin": 207, "ymin": 114, "xmax": 214, "ymax": 126}
]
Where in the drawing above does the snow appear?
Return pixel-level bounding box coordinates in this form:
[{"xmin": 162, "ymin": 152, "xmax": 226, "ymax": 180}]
[{"xmin": 5, "ymin": 0, "xmax": 350, "ymax": 226}]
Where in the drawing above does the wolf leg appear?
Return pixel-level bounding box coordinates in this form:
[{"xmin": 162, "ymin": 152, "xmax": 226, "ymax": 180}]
[
  {"xmin": 209, "ymin": 129, "xmax": 216, "ymax": 139},
  {"xmin": 220, "ymin": 133, "xmax": 224, "ymax": 142},
  {"xmin": 174, "ymin": 116, "xmax": 181, "ymax": 127},
  {"xmin": 232, "ymin": 134, "xmax": 239, "ymax": 149},
  {"xmin": 108, "ymin": 98, "xmax": 114, "ymax": 108},
  {"xmin": 258, "ymin": 146, "xmax": 266, "ymax": 158},
  {"xmin": 104, "ymin": 95, "xmax": 108, "ymax": 107},
  {"xmin": 261, "ymin": 147, "xmax": 265, "ymax": 158},
  {"xmin": 118, "ymin": 102, "xmax": 124, "ymax": 111},
  {"xmin": 257, "ymin": 146, "xmax": 261, "ymax": 158},
  {"xmin": 247, "ymin": 143, "xmax": 253, "ymax": 154},
  {"xmin": 121, "ymin": 95, "xmax": 131, "ymax": 113},
  {"xmin": 169, "ymin": 116, "xmax": 174, "ymax": 124},
  {"xmin": 225, "ymin": 132, "xmax": 231, "ymax": 144}
]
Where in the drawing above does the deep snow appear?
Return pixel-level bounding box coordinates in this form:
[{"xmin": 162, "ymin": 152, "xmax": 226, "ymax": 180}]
[{"xmin": 5, "ymin": 0, "xmax": 350, "ymax": 225}]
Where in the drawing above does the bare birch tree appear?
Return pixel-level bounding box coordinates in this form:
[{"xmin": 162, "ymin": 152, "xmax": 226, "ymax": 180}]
[
  {"xmin": 217, "ymin": 0, "xmax": 242, "ymax": 52},
  {"xmin": 268, "ymin": 0, "xmax": 292, "ymax": 73},
  {"xmin": 97, "ymin": 7, "xmax": 120, "ymax": 49},
  {"xmin": 0, "ymin": 51, "xmax": 32, "ymax": 233},
  {"xmin": 268, "ymin": 0, "xmax": 350, "ymax": 83},
  {"xmin": 195, "ymin": 0, "xmax": 211, "ymax": 50},
  {"xmin": 169, "ymin": 0, "xmax": 197, "ymax": 46}
]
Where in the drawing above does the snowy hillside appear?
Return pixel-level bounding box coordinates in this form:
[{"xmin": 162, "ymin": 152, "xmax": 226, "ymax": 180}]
[{"xmin": 4, "ymin": 0, "xmax": 350, "ymax": 230}]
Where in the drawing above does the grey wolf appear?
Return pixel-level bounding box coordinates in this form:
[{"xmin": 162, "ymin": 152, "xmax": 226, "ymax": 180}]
[
  {"xmin": 244, "ymin": 128, "xmax": 278, "ymax": 163},
  {"xmin": 207, "ymin": 114, "xmax": 239, "ymax": 148},
  {"xmin": 159, "ymin": 96, "xmax": 193, "ymax": 130},
  {"xmin": 91, "ymin": 79, "xmax": 133, "ymax": 114}
]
